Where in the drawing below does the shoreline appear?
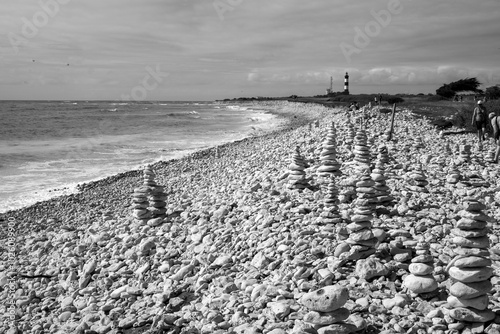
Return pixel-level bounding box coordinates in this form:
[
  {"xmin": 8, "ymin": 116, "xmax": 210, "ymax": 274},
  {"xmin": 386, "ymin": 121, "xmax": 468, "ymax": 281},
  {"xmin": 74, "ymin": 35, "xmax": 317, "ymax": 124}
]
[
  {"xmin": 0, "ymin": 101, "xmax": 320, "ymax": 216},
  {"xmin": 0, "ymin": 101, "xmax": 333, "ymax": 220}
]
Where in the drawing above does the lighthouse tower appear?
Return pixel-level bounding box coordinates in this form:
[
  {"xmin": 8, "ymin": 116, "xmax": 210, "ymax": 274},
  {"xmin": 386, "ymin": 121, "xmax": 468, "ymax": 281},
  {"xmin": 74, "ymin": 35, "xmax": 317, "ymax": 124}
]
[{"xmin": 344, "ymin": 72, "xmax": 349, "ymax": 95}]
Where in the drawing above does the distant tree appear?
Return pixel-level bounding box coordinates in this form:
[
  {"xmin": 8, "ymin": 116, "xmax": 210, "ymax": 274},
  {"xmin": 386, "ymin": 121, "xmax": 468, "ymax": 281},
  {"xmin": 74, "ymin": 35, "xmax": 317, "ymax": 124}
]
[
  {"xmin": 485, "ymin": 85, "xmax": 500, "ymax": 100},
  {"xmin": 386, "ymin": 96, "xmax": 404, "ymax": 104},
  {"xmin": 436, "ymin": 77, "xmax": 482, "ymax": 98}
]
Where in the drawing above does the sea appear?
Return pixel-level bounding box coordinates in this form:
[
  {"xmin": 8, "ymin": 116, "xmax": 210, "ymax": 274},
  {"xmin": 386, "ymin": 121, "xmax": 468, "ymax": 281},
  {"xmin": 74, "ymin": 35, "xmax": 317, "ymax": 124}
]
[{"xmin": 0, "ymin": 100, "xmax": 280, "ymax": 213}]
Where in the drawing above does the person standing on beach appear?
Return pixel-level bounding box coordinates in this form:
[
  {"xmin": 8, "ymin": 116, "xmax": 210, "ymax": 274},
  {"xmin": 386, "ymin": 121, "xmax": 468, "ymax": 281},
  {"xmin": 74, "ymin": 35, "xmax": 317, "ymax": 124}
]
[
  {"xmin": 472, "ymin": 100, "xmax": 488, "ymax": 141},
  {"xmin": 489, "ymin": 112, "xmax": 500, "ymax": 163}
]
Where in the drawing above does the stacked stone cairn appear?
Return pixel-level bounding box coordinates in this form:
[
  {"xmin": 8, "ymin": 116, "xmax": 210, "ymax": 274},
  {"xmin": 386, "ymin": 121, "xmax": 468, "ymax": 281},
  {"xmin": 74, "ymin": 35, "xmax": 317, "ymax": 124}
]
[
  {"xmin": 406, "ymin": 164, "xmax": 429, "ymax": 193},
  {"xmin": 371, "ymin": 150, "xmax": 394, "ymax": 207},
  {"xmin": 143, "ymin": 165, "xmax": 157, "ymax": 187},
  {"xmin": 287, "ymin": 146, "xmax": 309, "ymax": 190},
  {"xmin": 368, "ymin": 136, "xmax": 377, "ymax": 162},
  {"xmin": 403, "ymin": 241, "xmax": 438, "ymax": 296},
  {"xmin": 485, "ymin": 146, "xmax": 496, "ymax": 163},
  {"xmin": 413, "ymin": 136, "xmax": 425, "ymax": 150},
  {"xmin": 352, "ymin": 130, "xmax": 371, "ymax": 170},
  {"xmin": 447, "ymin": 197, "xmax": 495, "ymax": 323},
  {"xmin": 298, "ymin": 285, "xmax": 358, "ymax": 334},
  {"xmin": 338, "ymin": 178, "xmax": 356, "ymax": 204},
  {"xmin": 317, "ymin": 122, "xmax": 342, "ymax": 178},
  {"xmin": 149, "ymin": 185, "xmax": 167, "ymax": 219},
  {"xmin": 445, "ymin": 141, "xmax": 453, "ymax": 157},
  {"xmin": 130, "ymin": 166, "xmax": 156, "ymax": 222},
  {"xmin": 320, "ymin": 176, "xmax": 342, "ymax": 228},
  {"xmin": 338, "ymin": 169, "xmax": 378, "ymax": 260},
  {"xmin": 446, "ymin": 162, "xmax": 461, "ymax": 184},
  {"xmin": 458, "ymin": 144, "xmax": 472, "ymax": 163},
  {"xmin": 377, "ymin": 145, "xmax": 390, "ymax": 165},
  {"xmin": 344, "ymin": 119, "xmax": 356, "ymax": 152}
]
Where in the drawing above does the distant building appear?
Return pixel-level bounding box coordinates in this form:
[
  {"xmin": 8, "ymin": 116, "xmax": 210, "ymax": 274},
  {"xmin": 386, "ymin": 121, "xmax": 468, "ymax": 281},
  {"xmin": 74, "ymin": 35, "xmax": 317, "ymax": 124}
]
[
  {"xmin": 344, "ymin": 72, "xmax": 349, "ymax": 94},
  {"xmin": 325, "ymin": 73, "xmax": 350, "ymax": 95}
]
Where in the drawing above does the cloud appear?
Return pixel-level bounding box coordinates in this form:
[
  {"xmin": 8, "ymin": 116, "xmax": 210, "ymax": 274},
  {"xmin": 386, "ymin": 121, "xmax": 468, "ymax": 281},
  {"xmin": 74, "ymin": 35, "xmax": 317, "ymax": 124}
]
[{"xmin": 1, "ymin": 0, "xmax": 500, "ymax": 99}]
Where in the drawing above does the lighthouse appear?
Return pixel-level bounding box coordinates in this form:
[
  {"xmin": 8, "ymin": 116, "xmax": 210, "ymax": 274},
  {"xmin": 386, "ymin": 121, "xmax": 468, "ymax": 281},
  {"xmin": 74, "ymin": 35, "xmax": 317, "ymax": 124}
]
[{"xmin": 344, "ymin": 72, "xmax": 349, "ymax": 95}]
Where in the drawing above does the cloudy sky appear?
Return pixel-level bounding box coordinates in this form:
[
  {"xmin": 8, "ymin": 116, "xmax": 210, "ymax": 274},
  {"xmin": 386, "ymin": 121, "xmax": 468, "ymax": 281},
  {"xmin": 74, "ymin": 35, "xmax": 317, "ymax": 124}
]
[{"xmin": 1, "ymin": 0, "xmax": 499, "ymax": 100}]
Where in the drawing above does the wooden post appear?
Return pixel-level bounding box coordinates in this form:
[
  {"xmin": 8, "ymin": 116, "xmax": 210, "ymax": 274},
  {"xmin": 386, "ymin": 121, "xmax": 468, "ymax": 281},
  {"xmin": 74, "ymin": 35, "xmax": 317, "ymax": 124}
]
[{"xmin": 387, "ymin": 103, "xmax": 396, "ymax": 141}]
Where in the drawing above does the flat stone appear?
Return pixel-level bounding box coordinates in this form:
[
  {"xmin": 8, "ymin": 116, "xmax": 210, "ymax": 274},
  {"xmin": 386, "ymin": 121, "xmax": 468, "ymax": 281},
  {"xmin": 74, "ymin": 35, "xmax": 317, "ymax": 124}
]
[
  {"xmin": 458, "ymin": 210, "xmax": 490, "ymax": 222},
  {"xmin": 346, "ymin": 221, "xmax": 371, "ymax": 232},
  {"xmin": 451, "ymin": 228, "xmax": 488, "ymax": 238},
  {"xmin": 451, "ymin": 236, "xmax": 489, "ymax": 249},
  {"xmin": 412, "ymin": 254, "xmax": 433, "ymax": 263},
  {"xmin": 462, "ymin": 201, "xmax": 486, "ymax": 211},
  {"xmin": 350, "ymin": 214, "xmax": 373, "ymax": 222},
  {"xmin": 409, "ymin": 263, "xmax": 434, "ymax": 275},
  {"xmin": 454, "ymin": 248, "xmax": 489, "ymax": 257},
  {"xmin": 403, "ymin": 274, "xmax": 438, "ymax": 294},
  {"xmin": 346, "ymin": 236, "xmax": 378, "ymax": 248},
  {"xmin": 450, "ymin": 280, "xmax": 492, "ymax": 299},
  {"xmin": 353, "ymin": 208, "xmax": 372, "ymax": 215},
  {"xmin": 447, "ymin": 295, "xmax": 489, "ymax": 310},
  {"xmin": 299, "ymin": 285, "xmax": 349, "ymax": 312},
  {"xmin": 454, "ymin": 256, "xmax": 491, "ymax": 268},
  {"xmin": 356, "ymin": 187, "xmax": 375, "ymax": 194},
  {"xmin": 350, "ymin": 229, "xmax": 374, "ymax": 242},
  {"xmin": 303, "ymin": 308, "xmax": 350, "ymax": 325},
  {"xmin": 317, "ymin": 323, "xmax": 359, "ymax": 334},
  {"xmin": 449, "ymin": 307, "xmax": 495, "ymax": 323},
  {"xmin": 449, "ymin": 266, "xmax": 493, "ymax": 283},
  {"xmin": 456, "ymin": 218, "xmax": 487, "ymax": 230}
]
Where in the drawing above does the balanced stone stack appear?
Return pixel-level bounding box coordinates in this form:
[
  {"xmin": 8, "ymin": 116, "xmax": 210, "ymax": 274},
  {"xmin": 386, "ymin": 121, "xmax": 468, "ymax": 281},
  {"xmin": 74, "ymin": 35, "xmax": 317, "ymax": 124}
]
[
  {"xmin": 131, "ymin": 186, "xmax": 152, "ymax": 222},
  {"xmin": 377, "ymin": 145, "xmax": 390, "ymax": 165},
  {"xmin": 320, "ymin": 176, "xmax": 342, "ymax": 226},
  {"xmin": 406, "ymin": 164, "xmax": 429, "ymax": 193},
  {"xmin": 344, "ymin": 120, "xmax": 356, "ymax": 148},
  {"xmin": 447, "ymin": 197, "xmax": 495, "ymax": 323},
  {"xmin": 485, "ymin": 146, "xmax": 496, "ymax": 163},
  {"xmin": 446, "ymin": 163, "xmax": 461, "ymax": 184},
  {"xmin": 338, "ymin": 178, "xmax": 356, "ymax": 204},
  {"xmin": 298, "ymin": 285, "xmax": 357, "ymax": 334},
  {"xmin": 371, "ymin": 157, "xmax": 393, "ymax": 207},
  {"xmin": 353, "ymin": 130, "xmax": 371, "ymax": 169},
  {"xmin": 368, "ymin": 136, "xmax": 377, "ymax": 162},
  {"xmin": 317, "ymin": 123, "xmax": 342, "ymax": 178},
  {"xmin": 413, "ymin": 136, "xmax": 425, "ymax": 150},
  {"xmin": 287, "ymin": 146, "xmax": 309, "ymax": 190},
  {"xmin": 340, "ymin": 169, "xmax": 378, "ymax": 260},
  {"xmin": 458, "ymin": 144, "xmax": 472, "ymax": 163},
  {"xmin": 445, "ymin": 141, "xmax": 453, "ymax": 157},
  {"xmin": 143, "ymin": 165, "xmax": 158, "ymax": 187},
  {"xmin": 149, "ymin": 185, "xmax": 167, "ymax": 218},
  {"xmin": 403, "ymin": 241, "xmax": 438, "ymax": 296}
]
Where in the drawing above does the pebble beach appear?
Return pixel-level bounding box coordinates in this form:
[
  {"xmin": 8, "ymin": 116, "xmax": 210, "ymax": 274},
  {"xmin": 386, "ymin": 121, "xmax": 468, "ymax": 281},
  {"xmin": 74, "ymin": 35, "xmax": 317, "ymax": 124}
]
[{"xmin": 2, "ymin": 101, "xmax": 500, "ymax": 334}]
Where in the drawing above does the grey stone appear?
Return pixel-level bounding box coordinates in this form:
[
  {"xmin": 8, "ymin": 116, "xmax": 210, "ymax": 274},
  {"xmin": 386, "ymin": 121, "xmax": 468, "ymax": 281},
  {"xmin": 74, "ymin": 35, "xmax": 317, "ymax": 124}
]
[
  {"xmin": 449, "ymin": 307, "xmax": 495, "ymax": 322},
  {"xmin": 299, "ymin": 285, "xmax": 349, "ymax": 312},
  {"xmin": 355, "ymin": 258, "xmax": 389, "ymax": 280},
  {"xmin": 303, "ymin": 308, "xmax": 350, "ymax": 325},
  {"xmin": 449, "ymin": 266, "xmax": 493, "ymax": 283}
]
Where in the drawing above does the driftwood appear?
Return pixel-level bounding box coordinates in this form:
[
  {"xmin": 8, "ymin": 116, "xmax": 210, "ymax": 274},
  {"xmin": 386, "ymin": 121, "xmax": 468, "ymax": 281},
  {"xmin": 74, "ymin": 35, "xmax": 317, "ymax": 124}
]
[{"xmin": 387, "ymin": 103, "xmax": 396, "ymax": 141}]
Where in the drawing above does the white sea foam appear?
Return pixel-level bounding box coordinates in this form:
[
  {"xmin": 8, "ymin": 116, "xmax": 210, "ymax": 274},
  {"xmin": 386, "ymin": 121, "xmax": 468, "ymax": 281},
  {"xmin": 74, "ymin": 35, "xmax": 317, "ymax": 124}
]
[{"xmin": 0, "ymin": 101, "xmax": 282, "ymax": 213}]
